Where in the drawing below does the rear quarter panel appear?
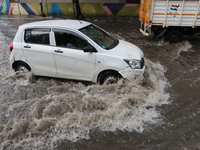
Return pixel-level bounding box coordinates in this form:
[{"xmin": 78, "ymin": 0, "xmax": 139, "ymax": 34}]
[{"xmin": 10, "ymin": 27, "xmax": 27, "ymax": 65}]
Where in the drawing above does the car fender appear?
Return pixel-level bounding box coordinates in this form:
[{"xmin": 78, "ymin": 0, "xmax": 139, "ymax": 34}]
[{"xmin": 92, "ymin": 53, "xmax": 128, "ymax": 82}]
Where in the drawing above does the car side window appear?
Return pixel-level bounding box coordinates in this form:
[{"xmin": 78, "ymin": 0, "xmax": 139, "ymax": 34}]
[
  {"xmin": 54, "ymin": 31, "xmax": 68, "ymax": 47},
  {"xmin": 54, "ymin": 30, "xmax": 86, "ymax": 50},
  {"xmin": 24, "ymin": 29, "xmax": 50, "ymax": 45}
]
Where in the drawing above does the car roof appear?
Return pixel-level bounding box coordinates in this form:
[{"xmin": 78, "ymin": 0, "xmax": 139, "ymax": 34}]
[{"xmin": 20, "ymin": 19, "xmax": 91, "ymax": 30}]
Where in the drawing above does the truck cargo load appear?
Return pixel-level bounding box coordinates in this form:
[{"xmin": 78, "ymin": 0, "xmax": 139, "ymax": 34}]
[{"xmin": 139, "ymin": 0, "xmax": 200, "ymax": 42}]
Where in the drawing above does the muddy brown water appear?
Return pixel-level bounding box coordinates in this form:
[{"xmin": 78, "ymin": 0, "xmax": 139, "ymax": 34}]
[{"xmin": 0, "ymin": 15, "xmax": 199, "ymax": 150}]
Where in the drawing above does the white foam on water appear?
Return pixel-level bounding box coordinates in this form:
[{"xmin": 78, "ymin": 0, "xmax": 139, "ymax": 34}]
[
  {"xmin": 0, "ymin": 24, "xmax": 172, "ymax": 149},
  {"xmin": 0, "ymin": 58, "xmax": 170, "ymax": 149},
  {"xmin": 1, "ymin": 17, "xmax": 199, "ymax": 150},
  {"xmin": 172, "ymin": 41, "xmax": 192, "ymax": 60}
]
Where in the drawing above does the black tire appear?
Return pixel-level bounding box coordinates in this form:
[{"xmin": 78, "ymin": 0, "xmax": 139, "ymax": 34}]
[
  {"xmin": 15, "ymin": 62, "xmax": 31, "ymax": 73},
  {"xmin": 99, "ymin": 71, "xmax": 121, "ymax": 85},
  {"xmin": 164, "ymin": 30, "xmax": 183, "ymax": 43}
]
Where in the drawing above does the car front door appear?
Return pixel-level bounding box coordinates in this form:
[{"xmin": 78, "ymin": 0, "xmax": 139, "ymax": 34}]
[
  {"xmin": 52, "ymin": 29, "xmax": 96, "ymax": 81},
  {"xmin": 22, "ymin": 28, "xmax": 57, "ymax": 76}
]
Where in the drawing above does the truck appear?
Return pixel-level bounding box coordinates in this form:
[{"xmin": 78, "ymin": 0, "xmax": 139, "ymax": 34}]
[{"xmin": 139, "ymin": 0, "xmax": 200, "ymax": 43}]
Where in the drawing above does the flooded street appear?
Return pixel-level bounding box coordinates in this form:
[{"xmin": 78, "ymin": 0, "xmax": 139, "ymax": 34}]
[{"xmin": 0, "ymin": 15, "xmax": 200, "ymax": 150}]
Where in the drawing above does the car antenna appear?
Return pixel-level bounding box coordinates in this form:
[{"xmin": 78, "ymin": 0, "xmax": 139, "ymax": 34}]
[{"xmin": 78, "ymin": 20, "xmax": 82, "ymax": 24}]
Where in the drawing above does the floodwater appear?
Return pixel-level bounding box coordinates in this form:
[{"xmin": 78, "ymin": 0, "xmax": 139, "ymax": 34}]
[{"xmin": 0, "ymin": 15, "xmax": 199, "ymax": 150}]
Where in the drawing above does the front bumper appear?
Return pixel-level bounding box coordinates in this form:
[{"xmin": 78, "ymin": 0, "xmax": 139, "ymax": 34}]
[{"xmin": 119, "ymin": 65, "xmax": 145, "ymax": 81}]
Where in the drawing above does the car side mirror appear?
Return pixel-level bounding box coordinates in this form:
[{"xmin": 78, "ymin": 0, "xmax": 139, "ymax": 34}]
[{"xmin": 83, "ymin": 43, "xmax": 97, "ymax": 53}]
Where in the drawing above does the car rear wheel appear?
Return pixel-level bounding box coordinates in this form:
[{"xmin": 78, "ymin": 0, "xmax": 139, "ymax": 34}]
[
  {"xmin": 99, "ymin": 71, "xmax": 121, "ymax": 85},
  {"xmin": 15, "ymin": 62, "xmax": 31, "ymax": 73}
]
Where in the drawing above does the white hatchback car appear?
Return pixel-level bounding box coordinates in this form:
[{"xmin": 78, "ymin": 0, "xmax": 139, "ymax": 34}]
[{"xmin": 10, "ymin": 20, "xmax": 145, "ymax": 84}]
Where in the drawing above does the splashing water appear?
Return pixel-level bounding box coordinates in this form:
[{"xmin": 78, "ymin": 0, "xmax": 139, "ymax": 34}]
[
  {"xmin": 172, "ymin": 41, "xmax": 192, "ymax": 60},
  {"xmin": 0, "ymin": 58, "xmax": 170, "ymax": 149},
  {"xmin": 0, "ymin": 19, "xmax": 170, "ymax": 149}
]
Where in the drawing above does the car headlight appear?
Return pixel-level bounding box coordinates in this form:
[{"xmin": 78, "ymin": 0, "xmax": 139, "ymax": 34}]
[{"xmin": 124, "ymin": 59, "xmax": 143, "ymax": 69}]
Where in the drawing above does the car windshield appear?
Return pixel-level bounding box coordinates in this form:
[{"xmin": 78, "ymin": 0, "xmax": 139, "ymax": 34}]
[{"xmin": 79, "ymin": 24, "xmax": 119, "ymax": 50}]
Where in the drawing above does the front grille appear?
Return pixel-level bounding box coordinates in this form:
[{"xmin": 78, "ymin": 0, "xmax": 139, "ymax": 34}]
[{"xmin": 140, "ymin": 58, "xmax": 145, "ymax": 69}]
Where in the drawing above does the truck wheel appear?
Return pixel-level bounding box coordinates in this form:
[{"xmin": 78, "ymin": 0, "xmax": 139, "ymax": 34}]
[
  {"xmin": 99, "ymin": 71, "xmax": 121, "ymax": 85},
  {"xmin": 164, "ymin": 30, "xmax": 183, "ymax": 43}
]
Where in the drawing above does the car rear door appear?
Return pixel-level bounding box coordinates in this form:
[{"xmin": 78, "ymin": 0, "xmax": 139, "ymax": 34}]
[
  {"xmin": 22, "ymin": 28, "xmax": 57, "ymax": 76},
  {"xmin": 52, "ymin": 28, "xmax": 96, "ymax": 81}
]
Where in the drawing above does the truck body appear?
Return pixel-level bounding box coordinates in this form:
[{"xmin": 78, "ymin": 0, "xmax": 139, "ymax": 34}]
[{"xmin": 139, "ymin": 0, "xmax": 200, "ymax": 42}]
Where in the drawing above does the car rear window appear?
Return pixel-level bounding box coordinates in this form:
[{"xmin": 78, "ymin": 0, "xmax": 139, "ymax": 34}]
[{"xmin": 24, "ymin": 28, "xmax": 50, "ymax": 45}]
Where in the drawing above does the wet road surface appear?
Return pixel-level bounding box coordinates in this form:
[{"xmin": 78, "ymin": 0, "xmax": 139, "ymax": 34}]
[{"xmin": 0, "ymin": 15, "xmax": 200, "ymax": 150}]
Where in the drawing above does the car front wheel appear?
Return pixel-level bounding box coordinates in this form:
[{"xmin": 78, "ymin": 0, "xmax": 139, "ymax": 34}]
[{"xmin": 99, "ymin": 71, "xmax": 121, "ymax": 85}]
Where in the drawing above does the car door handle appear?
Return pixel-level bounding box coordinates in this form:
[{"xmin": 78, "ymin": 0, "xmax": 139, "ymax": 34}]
[
  {"xmin": 24, "ymin": 45, "xmax": 31, "ymax": 48},
  {"xmin": 54, "ymin": 49, "xmax": 63, "ymax": 53}
]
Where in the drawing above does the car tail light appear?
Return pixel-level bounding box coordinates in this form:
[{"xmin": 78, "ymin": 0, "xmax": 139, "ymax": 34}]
[{"xmin": 10, "ymin": 43, "xmax": 13, "ymax": 52}]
